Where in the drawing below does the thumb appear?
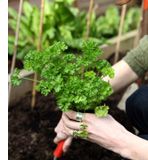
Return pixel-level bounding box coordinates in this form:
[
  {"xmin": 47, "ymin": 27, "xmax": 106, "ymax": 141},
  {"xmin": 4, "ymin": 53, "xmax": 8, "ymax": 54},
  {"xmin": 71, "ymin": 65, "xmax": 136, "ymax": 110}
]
[{"xmin": 63, "ymin": 137, "xmax": 73, "ymax": 153}]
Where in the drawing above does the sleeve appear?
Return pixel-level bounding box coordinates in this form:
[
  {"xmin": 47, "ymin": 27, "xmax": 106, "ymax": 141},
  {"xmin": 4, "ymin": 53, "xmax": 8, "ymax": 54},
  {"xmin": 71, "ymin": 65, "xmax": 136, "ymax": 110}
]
[{"xmin": 123, "ymin": 35, "xmax": 148, "ymax": 77}]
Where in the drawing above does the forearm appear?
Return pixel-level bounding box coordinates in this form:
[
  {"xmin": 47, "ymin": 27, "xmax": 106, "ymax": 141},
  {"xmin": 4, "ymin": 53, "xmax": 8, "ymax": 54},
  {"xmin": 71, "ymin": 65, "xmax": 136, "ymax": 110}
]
[
  {"xmin": 104, "ymin": 60, "xmax": 138, "ymax": 93},
  {"xmin": 115, "ymin": 130, "xmax": 148, "ymax": 160}
]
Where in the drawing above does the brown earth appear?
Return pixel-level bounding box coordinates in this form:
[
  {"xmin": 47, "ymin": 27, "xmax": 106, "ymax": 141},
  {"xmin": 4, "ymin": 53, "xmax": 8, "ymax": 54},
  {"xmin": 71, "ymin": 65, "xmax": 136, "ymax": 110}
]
[{"xmin": 9, "ymin": 92, "xmax": 135, "ymax": 160}]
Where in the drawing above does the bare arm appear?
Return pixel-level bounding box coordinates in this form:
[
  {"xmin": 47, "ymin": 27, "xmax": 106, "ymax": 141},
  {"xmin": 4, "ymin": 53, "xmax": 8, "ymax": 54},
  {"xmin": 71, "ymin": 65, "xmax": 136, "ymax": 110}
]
[
  {"xmin": 107, "ymin": 36, "xmax": 148, "ymax": 93},
  {"xmin": 121, "ymin": 131, "xmax": 148, "ymax": 160},
  {"xmin": 104, "ymin": 60, "xmax": 138, "ymax": 93}
]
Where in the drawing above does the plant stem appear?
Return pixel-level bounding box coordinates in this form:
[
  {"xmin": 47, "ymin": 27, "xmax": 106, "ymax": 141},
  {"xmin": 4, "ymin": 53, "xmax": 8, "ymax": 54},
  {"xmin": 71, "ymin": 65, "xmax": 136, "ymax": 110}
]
[
  {"xmin": 114, "ymin": 4, "xmax": 127, "ymax": 64},
  {"xmin": 85, "ymin": 0, "xmax": 94, "ymax": 39},
  {"xmin": 31, "ymin": 0, "xmax": 45, "ymax": 108},
  {"xmin": 8, "ymin": 0, "xmax": 23, "ymax": 105},
  {"xmin": 22, "ymin": 77, "xmax": 40, "ymax": 82},
  {"xmin": 80, "ymin": 65, "xmax": 85, "ymax": 79}
]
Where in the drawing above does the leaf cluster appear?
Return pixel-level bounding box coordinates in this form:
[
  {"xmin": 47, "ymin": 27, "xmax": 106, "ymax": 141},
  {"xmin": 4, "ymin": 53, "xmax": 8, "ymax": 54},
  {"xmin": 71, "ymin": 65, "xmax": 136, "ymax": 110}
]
[
  {"xmin": 93, "ymin": 6, "xmax": 141, "ymax": 38},
  {"xmin": 73, "ymin": 124, "xmax": 88, "ymax": 139},
  {"xmin": 94, "ymin": 6, "xmax": 120, "ymax": 38},
  {"xmin": 10, "ymin": 68, "xmax": 22, "ymax": 86},
  {"xmin": 18, "ymin": 40, "xmax": 114, "ymax": 115},
  {"xmin": 123, "ymin": 7, "xmax": 141, "ymax": 33}
]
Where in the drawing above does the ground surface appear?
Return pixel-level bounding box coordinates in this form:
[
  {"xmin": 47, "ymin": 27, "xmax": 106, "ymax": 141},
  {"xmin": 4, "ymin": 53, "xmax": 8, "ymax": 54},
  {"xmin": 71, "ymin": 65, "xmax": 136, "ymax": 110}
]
[{"xmin": 9, "ymin": 92, "xmax": 135, "ymax": 160}]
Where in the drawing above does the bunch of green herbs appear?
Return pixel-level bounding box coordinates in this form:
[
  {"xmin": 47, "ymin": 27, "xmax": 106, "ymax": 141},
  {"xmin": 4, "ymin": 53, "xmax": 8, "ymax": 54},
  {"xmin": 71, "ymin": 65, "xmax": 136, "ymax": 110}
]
[{"xmin": 11, "ymin": 40, "xmax": 114, "ymax": 117}]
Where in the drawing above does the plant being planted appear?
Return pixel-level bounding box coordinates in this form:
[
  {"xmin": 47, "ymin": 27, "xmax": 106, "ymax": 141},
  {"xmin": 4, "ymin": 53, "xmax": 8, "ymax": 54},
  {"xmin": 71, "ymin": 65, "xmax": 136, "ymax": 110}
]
[{"xmin": 11, "ymin": 40, "xmax": 114, "ymax": 138}]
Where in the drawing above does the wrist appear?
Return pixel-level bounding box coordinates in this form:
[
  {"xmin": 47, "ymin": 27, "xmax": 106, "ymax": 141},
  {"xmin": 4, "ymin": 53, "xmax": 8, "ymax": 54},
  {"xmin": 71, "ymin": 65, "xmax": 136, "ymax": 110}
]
[
  {"xmin": 116, "ymin": 130, "xmax": 134, "ymax": 158},
  {"xmin": 109, "ymin": 129, "xmax": 129, "ymax": 157},
  {"xmin": 110, "ymin": 128, "xmax": 136, "ymax": 159},
  {"xmin": 114, "ymin": 130, "xmax": 148, "ymax": 160}
]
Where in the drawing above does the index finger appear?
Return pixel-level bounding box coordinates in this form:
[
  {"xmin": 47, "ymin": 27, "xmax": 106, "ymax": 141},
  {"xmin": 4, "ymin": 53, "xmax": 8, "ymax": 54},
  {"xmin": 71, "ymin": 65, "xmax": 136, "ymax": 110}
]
[{"xmin": 64, "ymin": 110, "xmax": 88, "ymax": 122}]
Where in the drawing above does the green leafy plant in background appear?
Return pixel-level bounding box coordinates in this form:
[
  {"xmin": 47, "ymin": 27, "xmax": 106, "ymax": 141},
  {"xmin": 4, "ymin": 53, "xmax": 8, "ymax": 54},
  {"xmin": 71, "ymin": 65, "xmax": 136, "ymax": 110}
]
[
  {"xmin": 9, "ymin": 1, "xmax": 39, "ymax": 59},
  {"xmin": 94, "ymin": 6, "xmax": 120, "ymax": 38},
  {"xmin": 11, "ymin": 40, "xmax": 114, "ymax": 117},
  {"xmin": 8, "ymin": 0, "xmax": 141, "ymax": 60},
  {"xmin": 94, "ymin": 6, "xmax": 141, "ymax": 38},
  {"xmin": 8, "ymin": 0, "xmax": 103, "ymax": 60},
  {"xmin": 123, "ymin": 7, "xmax": 141, "ymax": 33},
  {"xmin": 8, "ymin": 0, "xmax": 82, "ymax": 60}
]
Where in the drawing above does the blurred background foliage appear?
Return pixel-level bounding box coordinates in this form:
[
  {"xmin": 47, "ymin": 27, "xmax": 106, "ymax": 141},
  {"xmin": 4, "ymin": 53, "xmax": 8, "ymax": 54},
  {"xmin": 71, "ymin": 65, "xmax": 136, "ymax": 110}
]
[{"xmin": 8, "ymin": 0, "xmax": 141, "ymax": 60}]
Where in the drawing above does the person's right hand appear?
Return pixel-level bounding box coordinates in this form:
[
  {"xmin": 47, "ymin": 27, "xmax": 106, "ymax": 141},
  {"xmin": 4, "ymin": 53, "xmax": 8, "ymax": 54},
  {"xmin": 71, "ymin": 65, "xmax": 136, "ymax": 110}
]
[{"xmin": 54, "ymin": 116, "xmax": 73, "ymax": 153}]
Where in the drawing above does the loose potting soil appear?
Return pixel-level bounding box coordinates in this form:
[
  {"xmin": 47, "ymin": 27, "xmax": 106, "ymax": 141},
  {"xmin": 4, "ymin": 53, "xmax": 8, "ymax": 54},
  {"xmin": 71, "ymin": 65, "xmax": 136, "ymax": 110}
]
[{"xmin": 9, "ymin": 92, "xmax": 135, "ymax": 160}]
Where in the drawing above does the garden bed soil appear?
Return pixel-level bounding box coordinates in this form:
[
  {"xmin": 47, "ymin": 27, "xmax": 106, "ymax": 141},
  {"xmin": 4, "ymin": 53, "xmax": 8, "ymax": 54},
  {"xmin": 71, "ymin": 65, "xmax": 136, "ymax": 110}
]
[{"xmin": 9, "ymin": 92, "xmax": 135, "ymax": 160}]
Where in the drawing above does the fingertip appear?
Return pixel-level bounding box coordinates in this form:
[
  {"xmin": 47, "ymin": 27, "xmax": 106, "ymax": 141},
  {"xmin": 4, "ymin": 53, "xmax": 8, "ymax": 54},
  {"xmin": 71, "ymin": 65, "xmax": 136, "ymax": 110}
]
[
  {"xmin": 63, "ymin": 137, "xmax": 72, "ymax": 153},
  {"xmin": 63, "ymin": 143, "xmax": 69, "ymax": 153},
  {"xmin": 54, "ymin": 127, "xmax": 57, "ymax": 133},
  {"xmin": 53, "ymin": 138, "xmax": 58, "ymax": 144},
  {"xmin": 63, "ymin": 147, "xmax": 68, "ymax": 153}
]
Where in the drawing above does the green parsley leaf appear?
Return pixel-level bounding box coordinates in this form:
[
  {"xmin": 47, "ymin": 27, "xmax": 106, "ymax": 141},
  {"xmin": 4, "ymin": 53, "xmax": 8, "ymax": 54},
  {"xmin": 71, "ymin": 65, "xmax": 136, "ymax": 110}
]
[{"xmin": 11, "ymin": 68, "xmax": 22, "ymax": 86}]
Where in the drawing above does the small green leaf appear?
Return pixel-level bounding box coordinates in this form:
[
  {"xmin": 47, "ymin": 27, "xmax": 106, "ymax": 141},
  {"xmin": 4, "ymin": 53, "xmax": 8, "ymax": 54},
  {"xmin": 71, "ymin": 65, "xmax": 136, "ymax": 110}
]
[
  {"xmin": 101, "ymin": 67, "xmax": 115, "ymax": 78},
  {"xmin": 73, "ymin": 123, "xmax": 88, "ymax": 139},
  {"xmin": 11, "ymin": 69, "xmax": 22, "ymax": 86},
  {"xmin": 8, "ymin": 7, "xmax": 17, "ymax": 20},
  {"xmin": 8, "ymin": 19, "xmax": 17, "ymax": 30},
  {"xmin": 23, "ymin": 1, "xmax": 33, "ymax": 18},
  {"xmin": 95, "ymin": 105, "xmax": 109, "ymax": 117},
  {"xmin": 84, "ymin": 71, "xmax": 96, "ymax": 79}
]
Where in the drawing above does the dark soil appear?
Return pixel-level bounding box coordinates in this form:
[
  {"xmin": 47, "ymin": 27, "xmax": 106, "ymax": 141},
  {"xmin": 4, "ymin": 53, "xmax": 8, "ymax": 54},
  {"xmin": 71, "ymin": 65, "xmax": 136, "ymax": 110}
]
[
  {"xmin": 9, "ymin": 92, "xmax": 135, "ymax": 160},
  {"xmin": 8, "ymin": 55, "xmax": 23, "ymax": 73}
]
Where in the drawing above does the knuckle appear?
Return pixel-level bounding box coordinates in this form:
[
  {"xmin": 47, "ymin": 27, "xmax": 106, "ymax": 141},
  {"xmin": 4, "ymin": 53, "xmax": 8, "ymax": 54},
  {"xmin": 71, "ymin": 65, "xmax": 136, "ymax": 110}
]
[
  {"xmin": 53, "ymin": 138, "xmax": 57, "ymax": 144},
  {"xmin": 84, "ymin": 113, "xmax": 90, "ymax": 122},
  {"xmin": 87, "ymin": 124, "xmax": 92, "ymax": 133},
  {"xmin": 66, "ymin": 121, "xmax": 70, "ymax": 127},
  {"xmin": 64, "ymin": 127, "xmax": 71, "ymax": 135}
]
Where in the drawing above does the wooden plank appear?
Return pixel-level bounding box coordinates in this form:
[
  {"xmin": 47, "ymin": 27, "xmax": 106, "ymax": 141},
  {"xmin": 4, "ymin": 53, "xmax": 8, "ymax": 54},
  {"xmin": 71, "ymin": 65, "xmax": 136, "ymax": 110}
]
[
  {"xmin": 9, "ymin": 74, "xmax": 34, "ymax": 106},
  {"xmin": 101, "ymin": 30, "xmax": 137, "ymax": 59}
]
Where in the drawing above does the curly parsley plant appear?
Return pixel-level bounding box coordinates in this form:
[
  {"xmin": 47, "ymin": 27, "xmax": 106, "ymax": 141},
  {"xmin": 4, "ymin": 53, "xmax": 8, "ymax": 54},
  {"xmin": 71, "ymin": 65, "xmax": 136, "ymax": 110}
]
[{"xmin": 11, "ymin": 40, "xmax": 114, "ymax": 117}]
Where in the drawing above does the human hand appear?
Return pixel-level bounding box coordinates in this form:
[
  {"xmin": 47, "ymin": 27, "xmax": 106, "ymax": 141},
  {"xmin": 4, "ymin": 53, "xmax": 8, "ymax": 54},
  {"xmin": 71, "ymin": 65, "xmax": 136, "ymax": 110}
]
[
  {"xmin": 54, "ymin": 116, "xmax": 73, "ymax": 153},
  {"xmin": 55, "ymin": 110, "xmax": 148, "ymax": 160},
  {"xmin": 61, "ymin": 110, "xmax": 129, "ymax": 155}
]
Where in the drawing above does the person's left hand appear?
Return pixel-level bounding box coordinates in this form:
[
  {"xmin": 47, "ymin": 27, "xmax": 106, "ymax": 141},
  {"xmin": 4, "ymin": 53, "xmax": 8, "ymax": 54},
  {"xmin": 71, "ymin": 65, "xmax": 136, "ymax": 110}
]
[{"xmin": 61, "ymin": 110, "xmax": 129, "ymax": 155}]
